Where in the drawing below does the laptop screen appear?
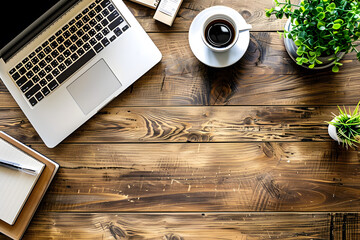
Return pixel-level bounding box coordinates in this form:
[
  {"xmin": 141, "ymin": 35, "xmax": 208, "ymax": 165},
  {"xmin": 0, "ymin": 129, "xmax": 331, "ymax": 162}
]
[{"xmin": 0, "ymin": 0, "xmax": 61, "ymax": 50}]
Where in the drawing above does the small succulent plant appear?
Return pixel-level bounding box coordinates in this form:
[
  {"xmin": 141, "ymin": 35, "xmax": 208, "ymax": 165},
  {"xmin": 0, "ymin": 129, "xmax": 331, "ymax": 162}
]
[{"xmin": 328, "ymin": 102, "xmax": 360, "ymax": 148}]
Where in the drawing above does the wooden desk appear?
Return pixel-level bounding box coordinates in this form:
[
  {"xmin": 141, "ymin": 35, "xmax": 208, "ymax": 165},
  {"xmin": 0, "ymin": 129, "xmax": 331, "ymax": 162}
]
[{"xmin": 1, "ymin": 0, "xmax": 360, "ymax": 239}]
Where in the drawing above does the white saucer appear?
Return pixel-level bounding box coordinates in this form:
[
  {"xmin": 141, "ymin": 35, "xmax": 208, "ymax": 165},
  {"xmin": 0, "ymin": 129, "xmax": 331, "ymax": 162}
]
[{"xmin": 189, "ymin": 6, "xmax": 251, "ymax": 68}]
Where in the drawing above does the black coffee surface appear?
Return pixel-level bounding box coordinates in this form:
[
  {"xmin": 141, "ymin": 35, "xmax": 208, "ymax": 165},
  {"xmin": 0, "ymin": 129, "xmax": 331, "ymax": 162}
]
[{"xmin": 205, "ymin": 19, "xmax": 235, "ymax": 48}]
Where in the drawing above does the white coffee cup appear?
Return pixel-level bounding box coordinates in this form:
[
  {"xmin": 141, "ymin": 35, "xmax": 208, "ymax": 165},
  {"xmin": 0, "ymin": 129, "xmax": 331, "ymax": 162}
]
[{"xmin": 201, "ymin": 13, "xmax": 252, "ymax": 53}]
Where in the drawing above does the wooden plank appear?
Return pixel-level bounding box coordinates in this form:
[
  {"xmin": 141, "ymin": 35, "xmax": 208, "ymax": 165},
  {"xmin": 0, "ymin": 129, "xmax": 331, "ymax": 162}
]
[
  {"xmin": 125, "ymin": 0, "xmax": 288, "ymax": 32},
  {"xmin": 2, "ymin": 212, "xmax": 335, "ymax": 239},
  {"xmin": 332, "ymin": 213, "xmax": 360, "ymax": 240},
  {"xmin": 21, "ymin": 142, "xmax": 360, "ymax": 212},
  {"xmin": 0, "ymin": 106, "xmax": 353, "ymax": 144},
  {"xmin": 1, "ymin": 33, "xmax": 360, "ymax": 108}
]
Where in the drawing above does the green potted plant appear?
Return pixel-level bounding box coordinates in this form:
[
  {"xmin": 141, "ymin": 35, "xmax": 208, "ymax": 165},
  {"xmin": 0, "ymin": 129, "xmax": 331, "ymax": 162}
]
[
  {"xmin": 265, "ymin": 0, "xmax": 360, "ymax": 72},
  {"xmin": 328, "ymin": 102, "xmax": 360, "ymax": 148}
]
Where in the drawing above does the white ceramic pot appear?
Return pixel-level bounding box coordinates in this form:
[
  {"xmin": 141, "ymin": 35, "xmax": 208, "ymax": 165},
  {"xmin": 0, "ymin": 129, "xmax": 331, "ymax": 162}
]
[
  {"xmin": 283, "ymin": 19, "xmax": 345, "ymax": 70},
  {"xmin": 328, "ymin": 121, "xmax": 341, "ymax": 143}
]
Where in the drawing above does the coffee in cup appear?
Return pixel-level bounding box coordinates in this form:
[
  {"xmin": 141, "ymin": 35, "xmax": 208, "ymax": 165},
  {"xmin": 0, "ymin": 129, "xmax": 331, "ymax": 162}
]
[
  {"xmin": 201, "ymin": 13, "xmax": 251, "ymax": 53},
  {"xmin": 205, "ymin": 19, "xmax": 236, "ymax": 48}
]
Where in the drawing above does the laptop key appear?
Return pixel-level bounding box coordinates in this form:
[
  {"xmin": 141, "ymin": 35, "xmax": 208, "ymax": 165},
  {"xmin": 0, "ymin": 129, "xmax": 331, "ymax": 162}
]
[
  {"xmin": 38, "ymin": 51, "xmax": 46, "ymax": 59},
  {"xmin": 32, "ymin": 75, "xmax": 40, "ymax": 83},
  {"xmin": 102, "ymin": 27, "xmax": 110, "ymax": 36},
  {"xmin": 58, "ymin": 44, "xmax": 66, "ymax": 53},
  {"xmin": 26, "ymin": 71, "xmax": 34, "ymax": 79},
  {"xmin": 25, "ymin": 62, "xmax": 33, "ymax": 70},
  {"xmin": 101, "ymin": 38, "xmax": 110, "ymax": 47},
  {"xmin": 21, "ymin": 81, "xmax": 34, "ymax": 93},
  {"xmin": 82, "ymin": 8, "xmax": 89, "ymax": 15},
  {"xmin": 25, "ymin": 84, "xmax": 41, "ymax": 99},
  {"xmin": 108, "ymin": 17, "xmax": 123, "ymax": 31},
  {"xmin": 35, "ymin": 46, "xmax": 42, "ymax": 53},
  {"xmin": 122, "ymin": 25, "xmax": 129, "ymax": 32},
  {"xmin": 46, "ymin": 74, "xmax": 54, "ymax": 81},
  {"xmin": 102, "ymin": 9, "xmax": 110, "ymax": 17},
  {"xmin": 64, "ymin": 50, "xmax": 72, "ymax": 57},
  {"xmin": 114, "ymin": 27, "xmax": 122, "ymax": 36},
  {"xmin": 19, "ymin": 67, "xmax": 27, "ymax": 75},
  {"xmin": 16, "ymin": 63, "xmax": 23, "ymax": 69},
  {"xmin": 108, "ymin": 4, "xmax": 115, "ymax": 12},
  {"xmin": 31, "ymin": 56, "xmax": 39, "ymax": 65},
  {"xmin": 44, "ymin": 46, "xmax": 52, "ymax": 54},
  {"xmin": 94, "ymin": 43, "xmax": 104, "ymax": 53},
  {"xmin": 83, "ymin": 24, "xmax": 91, "ymax": 32},
  {"xmin": 77, "ymin": 48, "xmax": 85, "ymax": 56},
  {"xmin": 95, "ymin": 5, "xmax": 102, "ymax": 13},
  {"xmin": 9, "ymin": 67, "xmax": 16, "ymax": 74},
  {"xmin": 65, "ymin": 59, "xmax": 72, "ymax": 66},
  {"xmin": 64, "ymin": 30, "xmax": 71, "ymax": 38},
  {"xmin": 29, "ymin": 97, "xmax": 37, "ymax": 106},
  {"xmin": 35, "ymin": 92, "xmax": 44, "ymax": 102},
  {"xmin": 89, "ymin": 3, "xmax": 96, "ymax": 9},
  {"xmin": 90, "ymin": 38, "xmax": 97, "ymax": 46},
  {"xmin": 109, "ymin": 35, "xmax": 116, "ymax": 42},
  {"xmin": 52, "ymin": 69, "xmax": 60, "ymax": 77},
  {"xmin": 57, "ymin": 55, "xmax": 65, "ymax": 63},
  {"xmin": 48, "ymin": 80, "xmax": 59, "ymax": 91},
  {"xmin": 29, "ymin": 52, "xmax": 36, "ymax": 58},
  {"xmin": 22, "ymin": 57, "xmax": 29, "ymax": 64},
  {"xmin": 89, "ymin": 10, "xmax": 96, "ymax": 18},
  {"xmin": 57, "ymin": 49, "xmax": 96, "ymax": 84},
  {"xmin": 101, "ymin": 0, "xmax": 111, "ymax": 8},
  {"xmin": 83, "ymin": 43, "xmax": 91, "ymax": 51},
  {"xmin": 62, "ymin": 24, "xmax": 69, "ymax": 31},
  {"xmin": 71, "ymin": 53, "xmax": 79, "ymax": 61},
  {"xmin": 40, "ymin": 79, "xmax": 47, "ymax": 86},
  {"xmin": 58, "ymin": 63, "xmax": 66, "ymax": 71},
  {"xmin": 42, "ymin": 87, "xmax": 50, "ymax": 96},
  {"xmin": 39, "ymin": 70, "xmax": 46, "ymax": 78},
  {"xmin": 16, "ymin": 76, "xmax": 27, "ymax": 86},
  {"xmin": 33, "ymin": 66, "xmax": 40, "ymax": 74},
  {"xmin": 12, "ymin": 72, "xmax": 20, "ymax": 80},
  {"xmin": 39, "ymin": 60, "xmax": 47, "ymax": 68},
  {"xmin": 55, "ymin": 30, "xmax": 62, "ymax": 36},
  {"xmin": 95, "ymin": 33, "xmax": 103, "ymax": 41},
  {"xmin": 107, "ymin": 11, "xmax": 119, "ymax": 22}
]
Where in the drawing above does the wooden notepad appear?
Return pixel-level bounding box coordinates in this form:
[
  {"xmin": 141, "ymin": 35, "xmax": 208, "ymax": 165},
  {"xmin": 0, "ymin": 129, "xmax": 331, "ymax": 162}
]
[{"xmin": 0, "ymin": 132, "xmax": 59, "ymax": 240}]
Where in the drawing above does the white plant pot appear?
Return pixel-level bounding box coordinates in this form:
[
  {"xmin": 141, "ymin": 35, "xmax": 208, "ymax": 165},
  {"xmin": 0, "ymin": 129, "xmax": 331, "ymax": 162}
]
[
  {"xmin": 328, "ymin": 122, "xmax": 341, "ymax": 143},
  {"xmin": 284, "ymin": 19, "xmax": 345, "ymax": 70}
]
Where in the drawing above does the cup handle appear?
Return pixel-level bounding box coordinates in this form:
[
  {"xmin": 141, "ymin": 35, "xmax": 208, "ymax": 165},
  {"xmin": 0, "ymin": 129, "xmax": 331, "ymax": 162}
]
[{"xmin": 239, "ymin": 24, "xmax": 252, "ymax": 32}]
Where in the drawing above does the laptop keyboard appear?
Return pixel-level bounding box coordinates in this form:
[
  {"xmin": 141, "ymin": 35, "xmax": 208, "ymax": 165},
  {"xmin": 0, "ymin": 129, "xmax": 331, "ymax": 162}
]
[{"xmin": 8, "ymin": 0, "xmax": 130, "ymax": 107}]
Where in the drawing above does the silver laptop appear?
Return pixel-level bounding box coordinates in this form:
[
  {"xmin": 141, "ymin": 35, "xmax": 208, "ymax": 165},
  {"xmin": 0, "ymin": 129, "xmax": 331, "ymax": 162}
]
[{"xmin": 0, "ymin": 0, "xmax": 162, "ymax": 148}]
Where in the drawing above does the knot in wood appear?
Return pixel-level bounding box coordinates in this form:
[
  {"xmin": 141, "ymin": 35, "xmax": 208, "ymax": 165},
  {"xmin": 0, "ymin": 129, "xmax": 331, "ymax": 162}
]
[{"xmin": 166, "ymin": 233, "xmax": 183, "ymax": 240}]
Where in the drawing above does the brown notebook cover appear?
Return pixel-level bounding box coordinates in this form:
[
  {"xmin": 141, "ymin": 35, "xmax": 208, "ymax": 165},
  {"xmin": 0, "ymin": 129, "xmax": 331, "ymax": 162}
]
[{"xmin": 0, "ymin": 132, "xmax": 59, "ymax": 240}]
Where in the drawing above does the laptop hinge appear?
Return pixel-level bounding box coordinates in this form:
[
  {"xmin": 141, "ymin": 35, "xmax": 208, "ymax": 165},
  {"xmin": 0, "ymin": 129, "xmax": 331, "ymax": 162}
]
[{"xmin": 1, "ymin": 0, "xmax": 80, "ymax": 62}]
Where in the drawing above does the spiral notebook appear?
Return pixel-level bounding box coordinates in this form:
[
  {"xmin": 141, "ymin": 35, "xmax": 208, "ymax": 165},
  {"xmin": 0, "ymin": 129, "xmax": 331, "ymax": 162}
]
[{"xmin": 0, "ymin": 131, "xmax": 59, "ymax": 240}]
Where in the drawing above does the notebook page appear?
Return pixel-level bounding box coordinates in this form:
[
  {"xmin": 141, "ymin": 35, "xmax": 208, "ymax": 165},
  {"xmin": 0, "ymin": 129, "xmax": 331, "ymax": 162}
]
[{"xmin": 0, "ymin": 138, "xmax": 44, "ymax": 225}]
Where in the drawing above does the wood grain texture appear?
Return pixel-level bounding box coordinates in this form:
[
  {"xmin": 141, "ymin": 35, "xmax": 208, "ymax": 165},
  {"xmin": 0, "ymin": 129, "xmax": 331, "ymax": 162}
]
[
  {"xmin": 0, "ymin": 213, "xmax": 335, "ymax": 239},
  {"xmin": 0, "ymin": 213, "xmax": 353, "ymax": 240},
  {"xmin": 1, "ymin": 33, "xmax": 359, "ymax": 108},
  {"xmin": 1, "ymin": 1, "xmax": 360, "ymax": 239},
  {"xmin": 19, "ymin": 142, "xmax": 360, "ymax": 212},
  {"xmin": 0, "ymin": 106, "xmax": 355, "ymax": 144}
]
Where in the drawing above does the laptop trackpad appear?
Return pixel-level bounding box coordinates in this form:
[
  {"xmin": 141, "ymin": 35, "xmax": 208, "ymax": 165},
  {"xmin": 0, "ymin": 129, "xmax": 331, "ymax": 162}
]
[{"xmin": 67, "ymin": 59, "xmax": 122, "ymax": 115}]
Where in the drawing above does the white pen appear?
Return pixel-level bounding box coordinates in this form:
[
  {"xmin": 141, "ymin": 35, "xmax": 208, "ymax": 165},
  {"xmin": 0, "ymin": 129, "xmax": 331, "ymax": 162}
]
[{"xmin": 0, "ymin": 158, "xmax": 37, "ymax": 175}]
